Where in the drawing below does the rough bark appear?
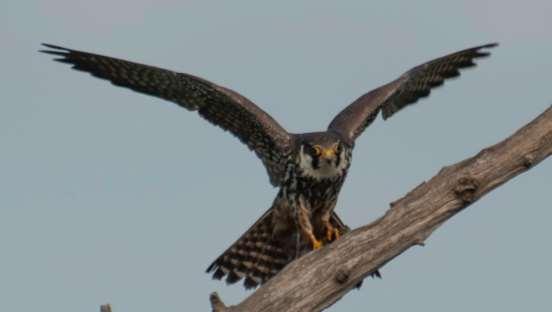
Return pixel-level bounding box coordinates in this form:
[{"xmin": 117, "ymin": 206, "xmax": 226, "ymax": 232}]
[{"xmin": 208, "ymin": 105, "xmax": 552, "ymax": 312}]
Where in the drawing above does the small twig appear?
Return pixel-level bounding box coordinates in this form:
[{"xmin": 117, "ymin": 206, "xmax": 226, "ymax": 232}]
[
  {"xmin": 210, "ymin": 292, "xmax": 231, "ymax": 312},
  {"xmin": 100, "ymin": 304, "xmax": 112, "ymax": 312}
]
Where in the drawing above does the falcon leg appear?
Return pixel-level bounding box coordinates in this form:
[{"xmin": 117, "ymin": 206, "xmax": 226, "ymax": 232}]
[
  {"xmin": 297, "ymin": 200, "xmax": 322, "ymax": 250},
  {"xmin": 324, "ymin": 220, "xmax": 340, "ymax": 242}
]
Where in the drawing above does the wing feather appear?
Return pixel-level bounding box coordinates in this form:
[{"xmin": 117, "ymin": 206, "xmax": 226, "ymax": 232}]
[
  {"xmin": 41, "ymin": 44, "xmax": 292, "ymax": 185},
  {"xmin": 328, "ymin": 43, "xmax": 498, "ymax": 143}
]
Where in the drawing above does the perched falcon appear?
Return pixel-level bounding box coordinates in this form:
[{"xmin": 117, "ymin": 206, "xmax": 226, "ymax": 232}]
[{"xmin": 41, "ymin": 42, "xmax": 497, "ymax": 288}]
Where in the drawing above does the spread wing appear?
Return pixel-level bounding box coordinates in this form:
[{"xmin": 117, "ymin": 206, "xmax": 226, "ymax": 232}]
[
  {"xmin": 328, "ymin": 43, "xmax": 498, "ymax": 144},
  {"xmin": 41, "ymin": 44, "xmax": 292, "ymax": 186}
]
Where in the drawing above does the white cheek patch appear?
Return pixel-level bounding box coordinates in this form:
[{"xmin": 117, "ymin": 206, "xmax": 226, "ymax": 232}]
[{"xmin": 298, "ymin": 145, "xmax": 315, "ymax": 175}]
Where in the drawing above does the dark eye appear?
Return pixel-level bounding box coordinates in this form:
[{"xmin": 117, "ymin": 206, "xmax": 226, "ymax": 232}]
[{"xmin": 312, "ymin": 145, "xmax": 322, "ymax": 156}]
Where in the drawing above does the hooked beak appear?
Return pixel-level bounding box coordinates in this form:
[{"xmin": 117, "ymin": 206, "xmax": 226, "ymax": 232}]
[{"xmin": 321, "ymin": 148, "xmax": 335, "ymax": 159}]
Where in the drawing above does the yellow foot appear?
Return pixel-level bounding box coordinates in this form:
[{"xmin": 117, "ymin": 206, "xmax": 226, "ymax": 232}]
[
  {"xmin": 303, "ymin": 228, "xmax": 323, "ymax": 250},
  {"xmin": 312, "ymin": 238, "xmax": 323, "ymax": 250}
]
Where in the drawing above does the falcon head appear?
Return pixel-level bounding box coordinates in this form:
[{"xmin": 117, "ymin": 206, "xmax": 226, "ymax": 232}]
[{"xmin": 297, "ymin": 133, "xmax": 350, "ymax": 179}]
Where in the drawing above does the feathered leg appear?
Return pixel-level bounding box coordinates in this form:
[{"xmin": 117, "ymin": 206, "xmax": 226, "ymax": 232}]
[{"xmin": 297, "ymin": 198, "xmax": 322, "ymax": 250}]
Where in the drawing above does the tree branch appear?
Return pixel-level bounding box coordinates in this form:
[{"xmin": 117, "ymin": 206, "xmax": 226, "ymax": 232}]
[{"xmin": 210, "ymin": 106, "xmax": 552, "ymax": 312}]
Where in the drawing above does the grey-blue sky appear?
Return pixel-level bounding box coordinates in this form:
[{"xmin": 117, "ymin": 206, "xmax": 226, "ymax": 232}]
[{"xmin": 1, "ymin": 1, "xmax": 551, "ymax": 311}]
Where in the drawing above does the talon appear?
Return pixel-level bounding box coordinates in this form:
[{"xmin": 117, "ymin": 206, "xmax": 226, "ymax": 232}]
[
  {"xmin": 307, "ymin": 232, "xmax": 323, "ymax": 250},
  {"xmin": 312, "ymin": 238, "xmax": 323, "ymax": 250}
]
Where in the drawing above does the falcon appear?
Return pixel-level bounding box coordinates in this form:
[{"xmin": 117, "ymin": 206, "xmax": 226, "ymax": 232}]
[{"xmin": 41, "ymin": 42, "xmax": 497, "ymax": 289}]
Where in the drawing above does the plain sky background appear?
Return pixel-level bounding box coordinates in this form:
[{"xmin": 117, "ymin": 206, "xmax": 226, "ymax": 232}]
[{"xmin": 1, "ymin": 1, "xmax": 551, "ymax": 311}]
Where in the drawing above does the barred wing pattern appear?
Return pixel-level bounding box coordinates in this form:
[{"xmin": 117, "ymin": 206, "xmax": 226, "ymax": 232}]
[
  {"xmin": 41, "ymin": 44, "xmax": 292, "ymax": 186},
  {"xmin": 329, "ymin": 43, "xmax": 497, "ymax": 143}
]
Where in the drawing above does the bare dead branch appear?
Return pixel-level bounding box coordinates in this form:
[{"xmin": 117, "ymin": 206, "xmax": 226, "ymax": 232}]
[{"xmin": 209, "ymin": 105, "xmax": 552, "ymax": 312}]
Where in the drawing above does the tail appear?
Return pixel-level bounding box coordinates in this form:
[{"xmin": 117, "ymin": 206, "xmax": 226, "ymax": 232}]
[
  {"xmin": 206, "ymin": 210, "xmax": 379, "ymax": 289},
  {"xmin": 206, "ymin": 208, "xmax": 292, "ymax": 289}
]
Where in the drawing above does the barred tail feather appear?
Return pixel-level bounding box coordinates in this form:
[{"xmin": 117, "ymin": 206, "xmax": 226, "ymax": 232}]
[
  {"xmin": 206, "ymin": 210, "xmax": 380, "ymax": 289},
  {"xmin": 206, "ymin": 209, "xmax": 294, "ymax": 289}
]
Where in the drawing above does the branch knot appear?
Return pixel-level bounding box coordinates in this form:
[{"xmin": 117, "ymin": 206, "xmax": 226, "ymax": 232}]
[
  {"xmin": 335, "ymin": 269, "xmax": 350, "ymax": 284},
  {"xmin": 454, "ymin": 176, "xmax": 480, "ymax": 203},
  {"xmin": 522, "ymin": 155, "xmax": 535, "ymax": 168}
]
